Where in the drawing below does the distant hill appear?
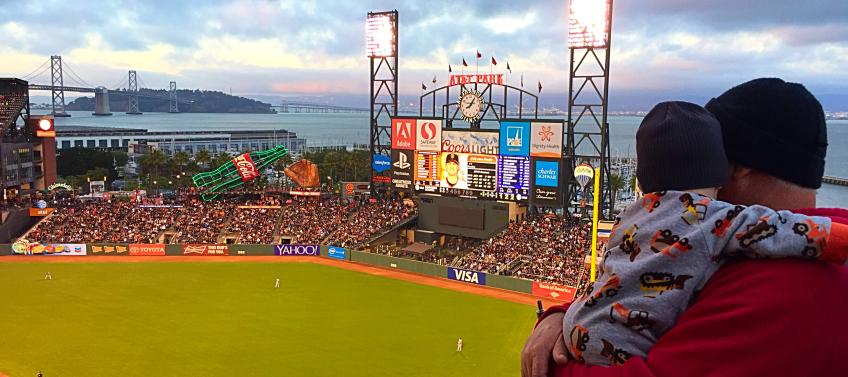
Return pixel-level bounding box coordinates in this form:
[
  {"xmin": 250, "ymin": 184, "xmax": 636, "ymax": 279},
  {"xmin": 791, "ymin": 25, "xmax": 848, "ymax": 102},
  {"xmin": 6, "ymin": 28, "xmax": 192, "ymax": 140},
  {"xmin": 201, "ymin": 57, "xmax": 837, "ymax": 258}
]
[{"xmin": 66, "ymin": 89, "xmax": 275, "ymax": 113}]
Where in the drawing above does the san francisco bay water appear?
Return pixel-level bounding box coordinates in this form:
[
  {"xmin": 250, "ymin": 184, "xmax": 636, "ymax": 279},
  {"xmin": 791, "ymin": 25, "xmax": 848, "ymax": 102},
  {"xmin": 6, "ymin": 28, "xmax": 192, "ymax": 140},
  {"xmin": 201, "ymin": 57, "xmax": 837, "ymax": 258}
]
[{"xmin": 42, "ymin": 110, "xmax": 848, "ymax": 207}]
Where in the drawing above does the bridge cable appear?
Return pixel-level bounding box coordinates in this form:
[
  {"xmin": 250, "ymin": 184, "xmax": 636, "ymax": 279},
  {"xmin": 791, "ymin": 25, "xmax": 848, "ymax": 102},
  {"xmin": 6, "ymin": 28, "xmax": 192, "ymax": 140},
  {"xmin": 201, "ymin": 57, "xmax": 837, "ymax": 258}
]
[
  {"xmin": 20, "ymin": 59, "xmax": 49, "ymax": 80},
  {"xmin": 62, "ymin": 61, "xmax": 95, "ymax": 88}
]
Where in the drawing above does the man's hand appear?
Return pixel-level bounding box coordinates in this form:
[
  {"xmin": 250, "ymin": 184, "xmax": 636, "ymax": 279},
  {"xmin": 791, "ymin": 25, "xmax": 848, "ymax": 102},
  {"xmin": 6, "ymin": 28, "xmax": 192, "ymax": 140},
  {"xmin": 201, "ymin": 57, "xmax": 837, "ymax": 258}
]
[{"xmin": 521, "ymin": 312, "xmax": 570, "ymax": 377}]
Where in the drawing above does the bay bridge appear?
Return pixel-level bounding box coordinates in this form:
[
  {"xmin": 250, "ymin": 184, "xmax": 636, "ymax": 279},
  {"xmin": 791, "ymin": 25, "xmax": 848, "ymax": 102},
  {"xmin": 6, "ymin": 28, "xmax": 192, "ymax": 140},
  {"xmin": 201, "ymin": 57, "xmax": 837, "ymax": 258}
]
[{"xmin": 19, "ymin": 55, "xmax": 368, "ymax": 116}]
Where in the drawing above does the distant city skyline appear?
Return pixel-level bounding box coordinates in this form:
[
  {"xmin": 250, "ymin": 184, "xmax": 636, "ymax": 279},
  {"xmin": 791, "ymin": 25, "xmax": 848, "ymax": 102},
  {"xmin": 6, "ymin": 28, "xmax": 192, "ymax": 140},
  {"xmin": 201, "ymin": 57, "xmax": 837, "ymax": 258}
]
[{"xmin": 3, "ymin": 0, "xmax": 847, "ymax": 110}]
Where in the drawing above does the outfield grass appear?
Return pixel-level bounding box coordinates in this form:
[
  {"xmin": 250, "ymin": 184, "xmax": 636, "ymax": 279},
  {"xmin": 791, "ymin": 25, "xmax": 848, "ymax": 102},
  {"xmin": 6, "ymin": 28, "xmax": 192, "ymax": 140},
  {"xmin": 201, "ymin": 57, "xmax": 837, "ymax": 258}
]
[{"xmin": 0, "ymin": 262, "xmax": 537, "ymax": 376}]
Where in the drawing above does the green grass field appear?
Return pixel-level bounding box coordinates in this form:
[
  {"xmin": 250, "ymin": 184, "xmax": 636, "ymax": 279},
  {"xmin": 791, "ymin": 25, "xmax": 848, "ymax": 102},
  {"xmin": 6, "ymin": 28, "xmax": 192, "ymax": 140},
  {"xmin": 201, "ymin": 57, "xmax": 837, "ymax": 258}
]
[{"xmin": 0, "ymin": 261, "xmax": 536, "ymax": 376}]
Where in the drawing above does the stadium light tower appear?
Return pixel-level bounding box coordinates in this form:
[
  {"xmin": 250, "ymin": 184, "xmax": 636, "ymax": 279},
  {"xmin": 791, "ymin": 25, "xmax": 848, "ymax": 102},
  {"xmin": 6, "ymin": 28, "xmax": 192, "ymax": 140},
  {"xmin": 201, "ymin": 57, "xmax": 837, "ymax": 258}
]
[
  {"xmin": 367, "ymin": 10, "xmax": 399, "ymax": 196},
  {"xmin": 565, "ymin": 0, "xmax": 614, "ymax": 220}
]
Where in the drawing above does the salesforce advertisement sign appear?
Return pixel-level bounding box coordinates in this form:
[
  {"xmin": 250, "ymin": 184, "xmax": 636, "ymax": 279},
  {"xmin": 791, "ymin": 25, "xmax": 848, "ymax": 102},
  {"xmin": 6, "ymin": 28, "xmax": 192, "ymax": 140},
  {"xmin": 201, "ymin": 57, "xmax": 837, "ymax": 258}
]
[
  {"xmin": 447, "ymin": 268, "xmax": 487, "ymax": 285},
  {"xmin": 275, "ymin": 244, "xmax": 319, "ymax": 256},
  {"xmin": 327, "ymin": 246, "xmax": 347, "ymax": 260}
]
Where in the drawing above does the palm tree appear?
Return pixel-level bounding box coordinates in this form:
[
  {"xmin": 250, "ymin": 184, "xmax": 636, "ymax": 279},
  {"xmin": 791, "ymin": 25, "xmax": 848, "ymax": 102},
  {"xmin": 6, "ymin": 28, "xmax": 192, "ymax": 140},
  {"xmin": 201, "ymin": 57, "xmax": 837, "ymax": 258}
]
[
  {"xmin": 212, "ymin": 152, "xmax": 232, "ymax": 169},
  {"xmin": 172, "ymin": 151, "xmax": 190, "ymax": 171},
  {"xmin": 609, "ymin": 173, "xmax": 626, "ymax": 206},
  {"xmin": 140, "ymin": 150, "xmax": 168, "ymax": 178},
  {"xmin": 194, "ymin": 149, "xmax": 212, "ymax": 169}
]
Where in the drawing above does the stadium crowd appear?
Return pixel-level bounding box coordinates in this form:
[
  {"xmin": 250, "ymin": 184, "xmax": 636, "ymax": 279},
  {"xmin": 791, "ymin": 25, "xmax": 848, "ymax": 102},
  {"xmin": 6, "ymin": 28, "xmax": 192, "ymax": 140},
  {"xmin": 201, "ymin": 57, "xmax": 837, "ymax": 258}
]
[
  {"xmin": 457, "ymin": 215, "xmax": 590, "ymax": 286},
  {"xmin": 279, "ymin": 198, "xmax": 354, "ymax": 244},
  {"xmin": 327, "ymin": 197, "xmax": 417, "ymax": 248}
]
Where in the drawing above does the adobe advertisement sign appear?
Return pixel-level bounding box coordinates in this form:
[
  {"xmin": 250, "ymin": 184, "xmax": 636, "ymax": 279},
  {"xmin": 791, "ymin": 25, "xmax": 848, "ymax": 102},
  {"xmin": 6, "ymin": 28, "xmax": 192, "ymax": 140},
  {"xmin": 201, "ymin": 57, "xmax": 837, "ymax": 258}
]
[
  {"xmin": 532, "ymin": 158, "xmax": 563, "ymax": 206},
  {"xmin": 532, "ymin": 281, "xmax": 576, "ymax": 302},
  {"xmin": 391, "ymin": 118, "xmax": 416, "ymax": 150},
  {"xmin": 327, "ymin": 246, "xmax": 347, "ymax": 260},
  {"xmin": 182, "ymin": 244, "xmax": 228, "ymax": 256},
  {"xmin": 499, "ymin": 121, "xmax": 530, "ymax": 156},
  {"xmin": 447, "ymin": 267, "xmax": 487, "ymax": 285},
  {"xmin": 530, "ymin": 121, "xmax": 564, "ymax": 158},
  {"xmin": 415, "ymin": 118, "xmax": 442, "ymax": 152},
  {"xmin": 274, "ymin": 244, "xmax": 319, "ymax": 256},
  {"xmin": 441, "ymin": 130, "xmax": 499, "ymax": 155},
  {"xmin": 391, "ymin": 150, "xmax": 414, "ymax": 190},
  {"xmin": 129, "ymin": 244, "xmax": 166, "ymax": 256}
]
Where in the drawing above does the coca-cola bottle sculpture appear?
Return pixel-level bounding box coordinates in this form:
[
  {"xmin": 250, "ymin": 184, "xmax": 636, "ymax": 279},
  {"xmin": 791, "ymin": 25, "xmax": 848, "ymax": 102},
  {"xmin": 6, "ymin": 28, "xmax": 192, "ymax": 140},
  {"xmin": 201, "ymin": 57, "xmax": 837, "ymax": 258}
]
[{"xmin": 192, "ymin": 145, "xmax": 288, "ymax": 201}]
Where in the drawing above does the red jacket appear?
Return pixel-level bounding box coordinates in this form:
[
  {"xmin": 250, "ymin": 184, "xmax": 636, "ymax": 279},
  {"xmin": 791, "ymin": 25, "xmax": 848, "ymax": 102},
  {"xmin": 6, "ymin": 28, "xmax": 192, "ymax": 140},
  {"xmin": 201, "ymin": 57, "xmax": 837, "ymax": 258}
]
[{"xmin": 549, "ymin": 208, "xmax": 848, "ymax": 377}]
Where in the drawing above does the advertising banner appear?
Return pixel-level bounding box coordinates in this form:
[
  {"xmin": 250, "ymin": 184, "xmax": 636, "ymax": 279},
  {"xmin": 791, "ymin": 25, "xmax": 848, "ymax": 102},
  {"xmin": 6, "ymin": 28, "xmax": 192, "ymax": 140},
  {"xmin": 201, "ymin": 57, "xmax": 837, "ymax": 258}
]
[
  {"xmin": 532, "ymin": 158, "xmax": 563, "ymax": 206},
  {"xmin": 447, "ymin": 267, "xmax": 487, "ymax": 285},
  {"xmin": 391, "ymin": 118, "xmax": 416, "ymax": 150},
  {"xmin": 129, "ymin": 244, "xmax": 166, "ymax": 256},
  {"xmin": 391, "ymin": 150, "xmax": 414, "ymax": 190},
  {"xmin": 414, "ymin": 151, "xmax": 440, "ymax": 193},
  {"xmin": 228, "ymin": 244, "xmax": 275, "ymax": 256},
  {"xmin": 11, "ymin": 240, "xmax": 86, "ymax": 256},
  {"xmin": 499, "ymin": 121, "xmax": 531, "ymax": 156},
  {"xmin": 327, "ymin": 246, "xmax": 347, "ymax": 260},
  {"xmin": 372, "ymin": 154, "xmax": 392, "ymax": 173},
  {"xmin": 274, "ymin": 244, "xmax": 320, "ymax": 256},
  {"xmin": 532, "ymin": 281, "xmax": 577, "ymax": 302},
  {"xmin": 530, "ymin": 121, "xmax": 564, "ymax": 158},
  {"xmin": 90, "ymin": 244, "xmax": 129, "ymax": 255},
  {"xmin": 415, "ymin": 119, "xmax": 442, "ymax": 152},
  {"xmin": 441, "ymin": 130, "xmax": 499, "ymax": 155},
  {"xmin": 182, "ymin": 244, "xmax": 228, "ymax": 256},
  {"xmin": 29, "ymin": 207, "xmax": 54, "ymax": 217},
  {"xmin": 438, "ymin": 153, "xmax": 499, "ymax": 200},
  {"xmin": 497, "ymin": 155, "xmax": 530, "ymax": 202}
]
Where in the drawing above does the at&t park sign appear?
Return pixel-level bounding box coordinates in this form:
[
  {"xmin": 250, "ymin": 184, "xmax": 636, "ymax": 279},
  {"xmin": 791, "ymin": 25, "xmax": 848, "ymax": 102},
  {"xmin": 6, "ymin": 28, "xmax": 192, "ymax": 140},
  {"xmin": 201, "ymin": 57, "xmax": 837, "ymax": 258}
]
[{"xmin": 449, "ymin": 74, "xmax": 504, "ymax": 86}]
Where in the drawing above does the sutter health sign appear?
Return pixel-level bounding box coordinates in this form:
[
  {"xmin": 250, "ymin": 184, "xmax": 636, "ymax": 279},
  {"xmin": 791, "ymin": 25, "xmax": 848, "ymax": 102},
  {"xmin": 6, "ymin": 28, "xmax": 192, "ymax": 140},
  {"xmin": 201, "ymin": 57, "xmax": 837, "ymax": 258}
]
[
  {"xmin": 447, "ymin": 268, "xmax": 487, "ymax": 285},
  {"xmin": 275, "ymin": 244, "xmax": 319, "ymax": 256}
]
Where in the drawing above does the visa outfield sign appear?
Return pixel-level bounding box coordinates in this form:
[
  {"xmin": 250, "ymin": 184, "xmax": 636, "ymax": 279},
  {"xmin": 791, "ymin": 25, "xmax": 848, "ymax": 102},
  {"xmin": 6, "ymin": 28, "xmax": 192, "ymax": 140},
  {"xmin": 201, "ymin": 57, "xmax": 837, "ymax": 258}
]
[
  {"xmin": 275, "ymin": 244, "xmax": 319, "ymax": 256},
  {"xmin": 447, "ymin": 268, "xmax": 487, "ymax": 285}
]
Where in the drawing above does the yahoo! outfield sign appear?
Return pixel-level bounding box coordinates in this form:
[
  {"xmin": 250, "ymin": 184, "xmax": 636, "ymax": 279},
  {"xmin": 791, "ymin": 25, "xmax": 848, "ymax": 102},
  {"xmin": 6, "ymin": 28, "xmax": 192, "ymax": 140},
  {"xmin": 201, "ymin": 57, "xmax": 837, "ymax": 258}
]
[{"xmin": 275, "ymin": 244, "xmax": 320, "ymax": 256}]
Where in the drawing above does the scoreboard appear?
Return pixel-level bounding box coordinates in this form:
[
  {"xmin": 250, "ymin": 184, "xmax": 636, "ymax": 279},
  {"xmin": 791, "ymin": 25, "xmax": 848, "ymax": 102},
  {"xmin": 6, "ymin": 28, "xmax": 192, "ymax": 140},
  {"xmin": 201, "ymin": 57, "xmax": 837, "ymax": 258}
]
[{"xmin": 390, "ymin": 117, "xmax": 565, "ymax": 206}]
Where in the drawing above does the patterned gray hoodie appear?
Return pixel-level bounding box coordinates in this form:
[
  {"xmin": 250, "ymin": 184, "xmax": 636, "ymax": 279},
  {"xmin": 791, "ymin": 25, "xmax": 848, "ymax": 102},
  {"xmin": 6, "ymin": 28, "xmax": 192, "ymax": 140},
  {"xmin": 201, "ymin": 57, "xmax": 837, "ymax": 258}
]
[{"xmin": 562, "ymin": 190, "xmax": 844, "ymax": 366}]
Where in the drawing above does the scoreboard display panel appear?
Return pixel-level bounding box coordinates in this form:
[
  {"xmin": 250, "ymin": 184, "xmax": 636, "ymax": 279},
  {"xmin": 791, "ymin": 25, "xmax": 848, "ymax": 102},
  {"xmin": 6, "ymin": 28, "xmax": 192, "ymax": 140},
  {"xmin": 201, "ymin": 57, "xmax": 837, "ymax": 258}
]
[
  {"xmin": 389, "ymin": 116, "xmax": 564, "ymax": 204},
  {"xmin": 414, "ymin": 151, "xmax": 440, "ymax": 193},
  {"xmin": 497, "ymin": 155, "xmax": 530, "ymax": 202},
  {"xmin": 438, "ymin": 153, "xmax": 499, "ymax": 200}
]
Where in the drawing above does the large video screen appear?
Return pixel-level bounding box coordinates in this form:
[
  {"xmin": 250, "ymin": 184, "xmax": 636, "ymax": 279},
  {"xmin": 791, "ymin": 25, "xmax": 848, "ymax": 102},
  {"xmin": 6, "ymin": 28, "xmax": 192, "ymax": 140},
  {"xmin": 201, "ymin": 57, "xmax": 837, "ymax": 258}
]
[{"xmin": 390, "ymin": 117, "xmax": 565, "ymax": 205}]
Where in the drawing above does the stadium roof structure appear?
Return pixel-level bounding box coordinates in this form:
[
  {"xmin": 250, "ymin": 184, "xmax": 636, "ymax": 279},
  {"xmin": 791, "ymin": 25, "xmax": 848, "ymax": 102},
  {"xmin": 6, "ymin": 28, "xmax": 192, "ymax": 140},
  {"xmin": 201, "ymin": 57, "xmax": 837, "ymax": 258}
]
[{"xmin": 402, "ymin": 242, "xmax": 434, "ymax": 254}]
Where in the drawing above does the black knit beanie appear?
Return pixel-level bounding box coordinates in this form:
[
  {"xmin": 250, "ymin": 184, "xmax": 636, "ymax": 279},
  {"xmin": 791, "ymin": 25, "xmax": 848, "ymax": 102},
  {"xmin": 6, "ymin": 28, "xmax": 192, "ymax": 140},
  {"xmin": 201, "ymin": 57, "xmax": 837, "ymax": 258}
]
[
  {"xmin": 705, "ymin": 78, "xmax": 827, "ymax": 189},
  {"xmin": 636, "ymin": 101, "xmax": 729, "ymax": 193}
]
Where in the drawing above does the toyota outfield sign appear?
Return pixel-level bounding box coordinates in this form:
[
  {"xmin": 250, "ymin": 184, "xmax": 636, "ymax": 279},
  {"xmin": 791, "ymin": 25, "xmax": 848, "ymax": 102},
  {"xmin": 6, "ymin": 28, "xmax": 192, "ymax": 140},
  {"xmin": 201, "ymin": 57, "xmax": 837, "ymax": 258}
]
[{"xmin": 275, "ymin": 244, "xmax": 320, "ymax": 256}]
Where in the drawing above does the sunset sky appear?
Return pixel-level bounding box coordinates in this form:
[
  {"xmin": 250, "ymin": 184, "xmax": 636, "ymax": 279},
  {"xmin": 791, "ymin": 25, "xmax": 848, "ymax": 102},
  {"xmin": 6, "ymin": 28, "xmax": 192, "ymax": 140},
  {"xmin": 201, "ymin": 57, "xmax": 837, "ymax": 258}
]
[{"xmin": 2, "ymin": 0, "xmax": 847, "ymax": 109}]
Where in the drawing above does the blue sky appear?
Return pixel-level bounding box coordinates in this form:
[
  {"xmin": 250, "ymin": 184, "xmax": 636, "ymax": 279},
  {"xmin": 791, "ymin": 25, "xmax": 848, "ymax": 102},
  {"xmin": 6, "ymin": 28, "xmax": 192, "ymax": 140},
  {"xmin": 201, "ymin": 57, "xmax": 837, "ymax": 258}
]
[{"xmin": 2, "ymin": 0, "xmax": 847, "ymax": 110}]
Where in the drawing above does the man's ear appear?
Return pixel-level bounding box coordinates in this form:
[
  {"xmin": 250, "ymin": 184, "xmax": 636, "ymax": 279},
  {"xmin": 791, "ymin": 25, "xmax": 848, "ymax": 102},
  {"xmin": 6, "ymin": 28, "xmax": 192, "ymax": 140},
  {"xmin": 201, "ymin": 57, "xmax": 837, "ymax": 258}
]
[{"xmin": 729, "ymin": 164, "xmax": 753, "ymax": 182}]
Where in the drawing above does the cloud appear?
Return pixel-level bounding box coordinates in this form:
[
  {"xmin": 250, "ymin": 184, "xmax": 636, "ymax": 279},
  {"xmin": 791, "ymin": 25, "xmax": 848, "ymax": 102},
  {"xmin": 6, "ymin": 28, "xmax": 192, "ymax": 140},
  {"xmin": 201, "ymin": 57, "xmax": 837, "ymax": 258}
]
[{"xmin": 1, "ymin": 0, "xmax": 846, "ymax": 107}]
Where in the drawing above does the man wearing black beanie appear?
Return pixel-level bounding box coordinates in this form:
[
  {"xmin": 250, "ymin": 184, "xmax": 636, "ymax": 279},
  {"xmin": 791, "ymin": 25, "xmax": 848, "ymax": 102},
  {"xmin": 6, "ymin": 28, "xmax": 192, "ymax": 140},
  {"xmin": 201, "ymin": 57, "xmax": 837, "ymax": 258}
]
[
  {"xmin": 522, "ymin": 78, "xmax": 848, "ymax": 377},
  {"xmin": 705, "ymin": 77, "xmax": 828, "ymax": 207}
]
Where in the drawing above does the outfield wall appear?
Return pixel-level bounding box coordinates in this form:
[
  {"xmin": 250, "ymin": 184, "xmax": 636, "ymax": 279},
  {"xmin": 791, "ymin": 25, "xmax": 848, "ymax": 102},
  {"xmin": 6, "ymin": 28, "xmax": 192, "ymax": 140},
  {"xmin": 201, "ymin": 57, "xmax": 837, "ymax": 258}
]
[{"xmin": 2, "ymin": 243, "xmax": 574, "ymax": 302}]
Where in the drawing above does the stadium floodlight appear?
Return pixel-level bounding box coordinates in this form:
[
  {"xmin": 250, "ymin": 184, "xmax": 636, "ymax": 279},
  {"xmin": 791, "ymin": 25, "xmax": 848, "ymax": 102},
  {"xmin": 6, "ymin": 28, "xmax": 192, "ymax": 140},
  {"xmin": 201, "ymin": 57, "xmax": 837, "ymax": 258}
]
[
  {"xmin": 568, "ymin": 0, "xmax": 611, "ymax": 48},
  {"xmin": 366, "ymin": 12, "xmax": 397, "ymax": 58}
]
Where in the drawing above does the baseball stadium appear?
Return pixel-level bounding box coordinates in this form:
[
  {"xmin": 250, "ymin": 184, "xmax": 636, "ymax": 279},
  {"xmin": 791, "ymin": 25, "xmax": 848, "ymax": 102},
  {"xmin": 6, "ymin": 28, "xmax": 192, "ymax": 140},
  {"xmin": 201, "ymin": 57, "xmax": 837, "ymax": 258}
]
[
  {"xmin": 5, "ymin": 0, "xmax": 846, "ymax": 376},
  {"xmin": 0, "ymin": 3, "xmax": 607, "ymax": 372}
]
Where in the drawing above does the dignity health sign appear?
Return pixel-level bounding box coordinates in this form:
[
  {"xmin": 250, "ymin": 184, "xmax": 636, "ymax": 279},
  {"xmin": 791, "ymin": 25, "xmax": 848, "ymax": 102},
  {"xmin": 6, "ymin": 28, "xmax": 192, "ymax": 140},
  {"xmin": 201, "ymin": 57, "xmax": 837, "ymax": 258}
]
[{"xmin": 275, "ymin": 244, "xmax": 320, "ymax": 256}]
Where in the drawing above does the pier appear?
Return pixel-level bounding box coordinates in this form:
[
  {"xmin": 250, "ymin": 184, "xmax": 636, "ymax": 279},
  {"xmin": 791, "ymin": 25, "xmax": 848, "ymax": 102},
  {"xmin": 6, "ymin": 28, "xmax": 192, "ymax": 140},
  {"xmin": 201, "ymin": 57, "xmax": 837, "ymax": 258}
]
[{"xmin": 823, "ymin": 176, "xmax": 848, "ymax": 187}]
